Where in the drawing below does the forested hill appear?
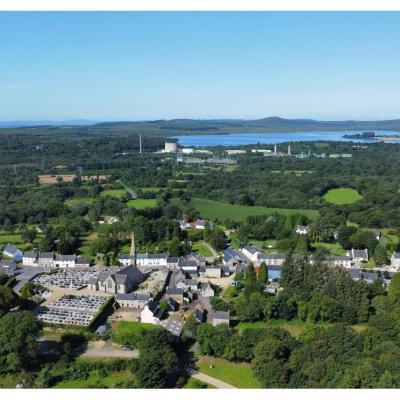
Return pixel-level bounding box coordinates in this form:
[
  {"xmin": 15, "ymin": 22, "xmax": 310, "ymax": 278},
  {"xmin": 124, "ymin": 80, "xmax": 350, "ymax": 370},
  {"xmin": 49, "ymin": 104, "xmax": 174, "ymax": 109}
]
[{"xmin": 2, "ymin": 116, "xmax": 400, "ymax": 136}]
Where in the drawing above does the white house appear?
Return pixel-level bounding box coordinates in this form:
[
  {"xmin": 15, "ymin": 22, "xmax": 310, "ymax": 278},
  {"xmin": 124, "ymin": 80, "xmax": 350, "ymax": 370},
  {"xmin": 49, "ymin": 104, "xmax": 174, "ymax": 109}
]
[
  {"xmin": 136, "ymin": 253, "xmax": 168, "ymax": 270},
  {"xmin": 54, "ymin": 255, "xmax": 76, "ymax": 268},
  {"xmin": 22, "ymin": 252, "xmax": 39, "ymax": 267},
  {"xmin": 3, "ymin": 244, "xmax": 23, "ymax": 262},
  {"xmin": 118, "ymin": 254, "xmax": 135, "ymax": 267},
  {"xmin": 391, "ymin": 252, "xmax": 400, "ymax": 268},
  {"xmin": 348, "ymin": 249, "xmax": 369, "ymax": 263},
  {"xmin": 296, "ymin": 225, "xmax": 310, "ymax": 235},
  {"xmin": 38, "ymin": 252, "xmax": 56, "ymax": 269},
  {"xmin": 241, "ymin": 245, "xmax": 261, "ymax": 263},
  {"xmin": 140, "ymin": 300, "xmax": 165, "ymax": 324},
  {"xmin": 329, "ymin": 255, "xmax": 352, "ymax": 269}
]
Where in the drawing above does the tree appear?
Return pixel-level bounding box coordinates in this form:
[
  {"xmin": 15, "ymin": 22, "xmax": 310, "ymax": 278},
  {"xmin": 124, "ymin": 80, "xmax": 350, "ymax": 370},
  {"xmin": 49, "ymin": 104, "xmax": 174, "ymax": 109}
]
[
  {"xmin": 196, "ymin": 323, "xmax": 232, "ymax": 357},
  {"xmin": 244, "ymin": 263, "xmax": 258, "ymax": 296},
  {"xmin": 0, "ymin": 311, "xmax": 42, "ymax": 373},
  {"xmin": 337, "ymin": 225, "xmax": 357, "ymax": 249},
  {"xmin": 373, "ymin": 244, "xmax": 387, "ymax": 266},
  {"xmin": 0, "ymin": 285, "xmax": 15, "ymax": 311},
  {"xmin": 168, "ymin": 236, "xmax": 183, "ymax": 257},
  {"xmin": 39, "ymin": 365, "xmax": 53, "ymax": 388},
  {"xmin": 136, "ymin": 347, "xmax": 177, "ymax": 388},
  {"xmin": 208, "ymin": 228, "xmax": 227, "ymax": 251},
  {"xmin": 258, "ymin": 261, "xmax": 269, "ymax": 288}
]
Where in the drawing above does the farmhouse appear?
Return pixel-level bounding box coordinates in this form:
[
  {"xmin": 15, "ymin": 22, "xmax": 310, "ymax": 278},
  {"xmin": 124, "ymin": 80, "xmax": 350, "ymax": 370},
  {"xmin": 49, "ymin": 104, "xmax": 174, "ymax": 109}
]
[
  {"xmin": 347, "ymin": 268, "xmax": 379, "ymax": 283},
  {"xmin": 3, "ymin": 244, "xmax": 23, "ymax": 262},
  {"xmin": 136, "ymin": 253, "xmax": 168, "ymax": 270}
]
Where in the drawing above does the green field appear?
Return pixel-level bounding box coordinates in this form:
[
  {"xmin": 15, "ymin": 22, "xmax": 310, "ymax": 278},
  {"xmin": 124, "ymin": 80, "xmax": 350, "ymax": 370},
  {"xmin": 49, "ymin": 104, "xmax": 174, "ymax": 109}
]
[
  {"xmin": 197, "ymin": 361, "xmax": 261, "ymax": 388},
  {"xmin": 127, "ymin": 199, "xmax": 157, "ymax": 209},
  {"xmin": 140, "ymin": 187, "xmax": 164, "ymax": 192},
  {"xmin": 323, "ymin": 188, "xmax": 362, "ymax": 205},
  {"xmin": 192, "ymin": 241, "xmax": 213, "ymax": 257},
  {"xmin": 100, "ymin": 189, "xmax": 127, "ymax": 199},
  {"xmin": 54, "ymin": 370, "xmax": 134, "ymax": 388},
  {"xmin": 191, "ymin": 198, "xmax": 318, "ymax": 222}
]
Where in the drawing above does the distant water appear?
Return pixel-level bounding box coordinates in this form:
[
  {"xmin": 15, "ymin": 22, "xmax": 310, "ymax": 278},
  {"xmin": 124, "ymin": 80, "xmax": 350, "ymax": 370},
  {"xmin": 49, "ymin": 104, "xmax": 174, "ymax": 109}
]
[{"xmin": 173, "ymin": 131, "xmax": 399, "ymax": 147}]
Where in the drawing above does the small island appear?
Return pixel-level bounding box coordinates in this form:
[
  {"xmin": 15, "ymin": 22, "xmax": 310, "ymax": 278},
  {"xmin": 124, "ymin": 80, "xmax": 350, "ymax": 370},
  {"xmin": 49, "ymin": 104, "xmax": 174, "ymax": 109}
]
[{"xmin": 343, "ymin": 131, "xmax": 400, "ymax": 141}]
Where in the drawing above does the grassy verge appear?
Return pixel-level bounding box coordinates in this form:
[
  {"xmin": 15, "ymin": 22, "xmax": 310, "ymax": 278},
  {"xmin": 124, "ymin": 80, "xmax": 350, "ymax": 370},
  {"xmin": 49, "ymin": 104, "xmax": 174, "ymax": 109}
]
[
  {"xmin": 100, "ymin": 189, "xmax": 127, "ymax": 199},
  {"xmin": 192, "ymin": 241, "xmax": 213, "ymax": 257},
  {"xmin": 184, "ymin": 377, "xmax": 215, "ymax": 389}
]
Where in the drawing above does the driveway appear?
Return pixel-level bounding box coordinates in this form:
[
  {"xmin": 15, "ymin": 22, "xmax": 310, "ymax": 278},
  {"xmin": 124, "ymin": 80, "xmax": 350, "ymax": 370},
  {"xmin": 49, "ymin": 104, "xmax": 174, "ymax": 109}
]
[{"xmin": 116, "ymin": 179, "xmax": 137, "ymax": 199}]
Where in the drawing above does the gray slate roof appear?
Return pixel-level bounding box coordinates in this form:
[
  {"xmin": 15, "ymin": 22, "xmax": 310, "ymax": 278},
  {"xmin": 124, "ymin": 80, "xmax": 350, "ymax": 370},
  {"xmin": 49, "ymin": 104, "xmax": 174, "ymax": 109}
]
[{"xmin": 213, "ymin": 311, "xmax": 230, "ymax": 320}]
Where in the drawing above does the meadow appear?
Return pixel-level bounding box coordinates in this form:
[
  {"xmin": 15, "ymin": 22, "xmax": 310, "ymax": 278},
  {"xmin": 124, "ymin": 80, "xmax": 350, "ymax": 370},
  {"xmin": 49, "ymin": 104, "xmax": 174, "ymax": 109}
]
[
  {"xmin": 127, "ymin": 199, "xmax": 157, "ymax": 209},
  {"xmin": 191, "ymin": 198, "xmax": 318, "ymax": 222},
  {"xmin": 323, "ymin": 188, "xmax": 362, "ymax": 205},
  {"xmin": 197, "ymin": 358, "xmax": 261, "ymax": 388}
]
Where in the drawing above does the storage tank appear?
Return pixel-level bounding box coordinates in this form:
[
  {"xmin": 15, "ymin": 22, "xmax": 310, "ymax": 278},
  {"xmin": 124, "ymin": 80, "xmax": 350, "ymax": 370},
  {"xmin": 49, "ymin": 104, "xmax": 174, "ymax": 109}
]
[{"xmin": 165, "ymin": 141, "xmax": 177, "ymax": 153}]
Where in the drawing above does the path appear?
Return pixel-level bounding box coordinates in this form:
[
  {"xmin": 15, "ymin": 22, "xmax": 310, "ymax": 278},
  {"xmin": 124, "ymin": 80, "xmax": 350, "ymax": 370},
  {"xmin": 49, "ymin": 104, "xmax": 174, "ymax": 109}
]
[
  {"xmin": 116, "ymin": 179, "xmax": 137, "ymax": 199},
  {"xmin": 187, "ymin": 369, "xmax": 237, "ymax": 389}
]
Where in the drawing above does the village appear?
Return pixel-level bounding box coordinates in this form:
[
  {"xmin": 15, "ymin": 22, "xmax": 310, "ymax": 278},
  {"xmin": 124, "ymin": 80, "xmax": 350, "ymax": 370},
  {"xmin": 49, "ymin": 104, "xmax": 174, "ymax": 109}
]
[{"xmin": 1, "ymin": 217, "xmax": 399, "ymax": 342}]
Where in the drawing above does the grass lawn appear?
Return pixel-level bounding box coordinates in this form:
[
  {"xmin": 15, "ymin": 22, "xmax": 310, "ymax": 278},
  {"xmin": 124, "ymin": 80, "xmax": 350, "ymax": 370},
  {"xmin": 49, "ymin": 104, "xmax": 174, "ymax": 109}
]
[
  {"xmin": 54, "ymin": 370, "xmax": 134, "ymax": 388},
  {"xmin": 100, "ymin": 189, "xmax": 127, "ymax": 199},
  {"xmin": 191, "ymin": 198, "xmax": 318, "ymax": 222},
  {"xmin": 183, "ymin": 377, "xmax": 215, "ymax": 389},
  {"xmin": 114, "ymin": 321, "xmax": 156, "ymax": 335},
  {"xmin": 192, "ymin": 241, "xmax": 213, "ymax": 257},
  {"xmin": 323, "ymin": 188, "xmax": 362, "ymax": 205},
  {"xmin": 78, "ymin": 233, "xmax": 97, "ymax": 260},
  {"xmin": 197, "ymin": 359, "xmax": 261, "ymax": 388},
  {"xmin": 311, "ymin": 241, "xmax": 347, "ymax": 256},
  {"xmin": 127, "ymin": 199, "xmax": 157, "ymax": 209}
]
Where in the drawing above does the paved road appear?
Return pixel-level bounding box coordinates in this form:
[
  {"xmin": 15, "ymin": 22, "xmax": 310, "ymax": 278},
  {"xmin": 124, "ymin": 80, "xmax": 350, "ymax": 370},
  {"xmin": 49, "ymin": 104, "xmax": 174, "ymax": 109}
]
[
  {"xmin": 187, "ymin": 369, "xmax": 237, "ymax": 389},
  {"xmin": 198, "ymin": 295, "xmax": 212, "ymax": 322},
  {"xmin": 13, "ymin": 267, "xmax": 46, "ymax": 293}
]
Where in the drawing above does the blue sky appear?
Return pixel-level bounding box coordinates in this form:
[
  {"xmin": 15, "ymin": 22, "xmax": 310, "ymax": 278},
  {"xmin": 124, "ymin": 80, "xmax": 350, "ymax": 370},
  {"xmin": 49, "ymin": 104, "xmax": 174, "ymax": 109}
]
[{"xmin": 1, "ymin": 12, "xmax": 400, "ymax": 121}]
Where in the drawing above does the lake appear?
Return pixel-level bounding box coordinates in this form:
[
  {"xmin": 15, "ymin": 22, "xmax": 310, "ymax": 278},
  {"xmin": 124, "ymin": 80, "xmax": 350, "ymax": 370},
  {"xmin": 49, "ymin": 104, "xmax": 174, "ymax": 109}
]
[{"xmin": 173, "ymin": 131, "xmax": 398, "ymax": 147}]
